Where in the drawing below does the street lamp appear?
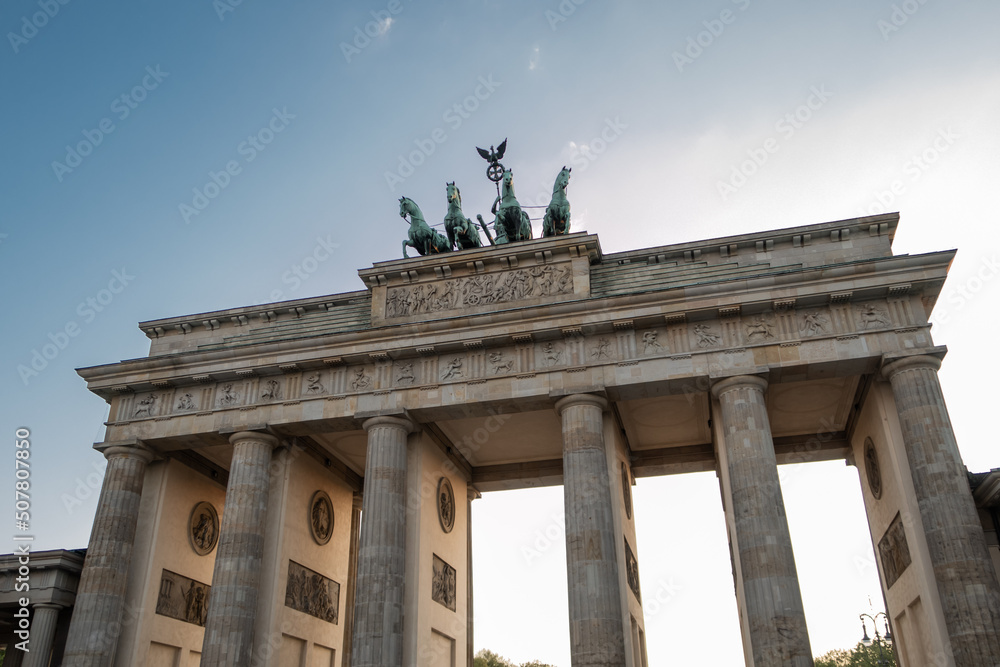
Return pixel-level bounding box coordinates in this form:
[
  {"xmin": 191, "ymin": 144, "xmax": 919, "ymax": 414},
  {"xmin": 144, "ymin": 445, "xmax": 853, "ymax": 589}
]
[{"xmin": 859, "ymin": 612, "xmax": 893, "ymax": 666}]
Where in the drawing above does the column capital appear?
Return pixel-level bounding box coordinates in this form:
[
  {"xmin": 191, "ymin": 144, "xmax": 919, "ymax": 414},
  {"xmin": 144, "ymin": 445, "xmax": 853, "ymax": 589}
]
[
  {"xmin": 882, "ymin": 353, "xmax": 942, "ymax": 381},
  {"xmin": 554, "ymin": 392, "xmax": 608, "ymax": 415},
  {"xmin": 32, "ymin": 602, "xmax": 64, "ymax": 611},
  {"xmin": 362, "ymin": 415, "xmax": 415, "ymax": 434},
  {"xmin": 468, "ymin": 485, "xmax": 482, "ymax": 502},
  {"xmin": 97, "ymin": 441, "xmax": 156, "ymax": 465},
  {"xmin": 710, "ymin": 374, "xmax": 768, "ymax": 398},
  {"xmin": 228, "ymin": 430, "xmax": 279, "ymax": 448}
]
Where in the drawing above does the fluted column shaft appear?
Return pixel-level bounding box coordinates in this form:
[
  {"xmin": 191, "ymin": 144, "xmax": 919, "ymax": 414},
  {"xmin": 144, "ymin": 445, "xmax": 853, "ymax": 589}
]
[
  {"xmin": 342, "ymin": 493, "xmax": 363, "ymax": 667},
  {"xmin": 883, "ymin": 355, "xmax": 1000, "ymax": 665},
  {"xmin": 201, "ymin": 431, "xmax": 279, "ymax": 666},
  {"xmin": 555, "ymin": 394, "xmax": 626, "ymax": 667},
  {"xmin": 63, "ymin": 444, "xmax": 154, "ymax": 667},
  {"xmin": 712, "ymin": 376, "xmax": 812, "ymax": 667},
  {"xmin": 23, "ymin": 604, "xmax": 61, "ymax": 667},
  {"xmin": 351, "ymin": 416, "xmax": 414, "ymax": 667}
]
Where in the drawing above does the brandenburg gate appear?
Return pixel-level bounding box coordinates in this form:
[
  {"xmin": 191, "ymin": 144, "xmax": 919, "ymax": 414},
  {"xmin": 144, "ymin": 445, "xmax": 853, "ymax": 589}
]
[{"xmin": 62, "ymin": 212, "xmax": 1000, "ymax": 666}]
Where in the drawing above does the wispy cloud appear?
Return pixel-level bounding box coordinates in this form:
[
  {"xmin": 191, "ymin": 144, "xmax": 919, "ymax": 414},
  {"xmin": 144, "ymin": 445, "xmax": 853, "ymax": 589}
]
[{"xmin": 528, "ymin": 45, "xmax": 540, "ymax": 70}]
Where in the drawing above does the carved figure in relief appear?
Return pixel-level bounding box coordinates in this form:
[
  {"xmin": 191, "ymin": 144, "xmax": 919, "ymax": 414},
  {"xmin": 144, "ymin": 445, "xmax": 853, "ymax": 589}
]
[
  {"xmin": 261, "ymin": 379, "xmax": 281, "ymax": 400},
  {"xmin": 133, "ymin": 394, "xmax": 158, "ymax": 418},
  {"xmin": 441, "ymin": 358, "xmax": 464, "ymax": 380},
  {"xmin": 591, "ymin": 337, "xmax": 612, "ymax": 360},
  {"xmin": 312, "ymin": 497, "xmax": 331, "ymax": 543},
  {"xmin": 192, "ymin": 511, "xmax": 217, "ymax": 553},
  {"xmin": 693, "ymin": 324, "xmax": 721, "ymax": 348},
  {"xmin": 543, "ymin": 342, "xmax": 563, "ymax": 366},
  {"xmin": 384, "ymin": 265, "xmax": 573, "ymax": 318},
  {"xmin": 431, "ymin": 555, "xmax": 457, "ymax": 611},
  {"xmin": 744, "ymin": 317, "xmax": 775, "ymax": 342},
  {"xmin": 800, "ymin": 311, "xmax": 830, "ymax": 336},
  {"xmin": 176, "ymin": 393, "xmax": 196, "ymax": 411},
  {"xmin": 858, "ymin": 303, "xmax": 891, "ymax": 330},
  {"xmin": 218, "ymin": 384, "xmax": 240, "ymax": 406},
  {"xmin": 396, "ymin": 362, "xmax": 415, "ymax": 385},
  {"xmin": 488, "ymin": 352, "xmax": 514, "ymax": 374},
  {"xmin": 305, "ymin": 373, "xmax": 324, "ymax": 394},
  {"xmin": 350, "ymin": 368, "xmax": 372, "ymax": 391},
  {"xmin": 184, "ymin": 582, "xmax": 207, "ymax": 626},
  {"xmin": 642, "ymin": 331, "xmax": 663, "ymax": 354}
]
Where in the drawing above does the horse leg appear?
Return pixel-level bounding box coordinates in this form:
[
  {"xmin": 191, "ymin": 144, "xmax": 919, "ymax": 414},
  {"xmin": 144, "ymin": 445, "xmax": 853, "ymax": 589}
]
[{"xmin": 402, "ymin": 240, "xmax": 410, "ymax": 258}]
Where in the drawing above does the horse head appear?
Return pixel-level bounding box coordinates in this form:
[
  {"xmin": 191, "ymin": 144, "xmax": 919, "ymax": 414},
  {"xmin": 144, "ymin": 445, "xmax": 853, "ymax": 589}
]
[
  {"xmin": 502, "ymin": 168, "xmax": 515, "ymax": 195},
  {"xmin": 554, "ymin": 166, "xmax": 571, "ymax": 192},
  {"xmin": 446, "ymin": 182, "xmax": 461, "ymax": 207},
  {"xmin": 399, "ymin": 196, "xmax": 423, "ymax": 224}
]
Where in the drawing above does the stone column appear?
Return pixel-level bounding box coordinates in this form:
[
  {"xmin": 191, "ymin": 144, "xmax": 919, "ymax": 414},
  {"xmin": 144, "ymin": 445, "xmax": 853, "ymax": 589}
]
[
  {"xmin": 711, "ymin": 376, "xmax": 812, "ymax": 667},
  {"xmin": 63, "ymin": 443, "xmax": 154, "ymax": 667},
  {"xmin": 351, "ymin": 416, "xmax": 414, "ymax": 667},
  {"xmin": 24, "ymin": 603, "xmax": 62, "ymax": 667},
  {"xmin": 201, "ymin": 431, "xmax": 279, "ymax": 666},
  {"xmin": 341, "ymin": 493, "xmax": 363, "ymax": 667},
  {"xmin": 4, "ymin": 642, "xmax": 25, "ymax": 667},
  {"xmin": 467, "ymin": 486, "xmax": 479, "ymax": 667},
  {"xmin": 883, "ymin": 355, "xmax": 1000, "ymax": 665},
  {"xmin": 555, "ymin": 394, "xmax": 627, "ymax": 667}
]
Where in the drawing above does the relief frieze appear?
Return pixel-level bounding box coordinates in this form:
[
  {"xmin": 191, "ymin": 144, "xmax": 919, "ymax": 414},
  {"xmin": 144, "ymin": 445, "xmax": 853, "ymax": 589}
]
[{"xmin": 385, "ymin": 264, "xmax": 573, "ymax": 319}]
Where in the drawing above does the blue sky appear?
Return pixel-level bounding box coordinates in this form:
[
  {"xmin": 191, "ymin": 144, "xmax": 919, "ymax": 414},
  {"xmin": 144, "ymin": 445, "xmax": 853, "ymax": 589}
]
[{"xmin": 3, "ymin": 0, "xmax": 1000, "ymax": 664}]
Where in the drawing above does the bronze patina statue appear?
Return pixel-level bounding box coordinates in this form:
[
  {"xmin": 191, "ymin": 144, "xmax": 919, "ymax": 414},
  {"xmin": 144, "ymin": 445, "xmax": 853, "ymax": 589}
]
[
  {"xmin": 444, "ymin": 182, "xmax": 483, "ymax": 251},
  {"xmin": 400, "ymin": 196, "xmax": 451, "ymax": 258},
  {"xmin": 476, "ymin": 138, "xmax": 507, "ymax": 182},
  {"xmin": 485, "ymin": 168, "xmax": 532, "ymax": 244},
  {"xmin": 542, "ymin": 166, "xmax": 571, "ymax": 237}
]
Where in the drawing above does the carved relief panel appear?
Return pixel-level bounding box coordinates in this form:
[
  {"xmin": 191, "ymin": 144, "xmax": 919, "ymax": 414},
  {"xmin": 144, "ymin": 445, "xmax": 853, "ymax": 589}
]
[
  {"xmin": 285, "ymin": 560, "xmax": 340, "ymax": 623},
  {"xmin": 878, "ymin": 512, "xmax": 911, "ymax": 589},
  {"xmin": 432, "ymin": 554, "xmax": 457, "ymax": 611},
  {"xmin": 156, "ymin": 570, "xmax": 210, "ymax": 626},
  {"xmin": 385, "ymin": 263, "xmax": 574, "ymax": 320}
]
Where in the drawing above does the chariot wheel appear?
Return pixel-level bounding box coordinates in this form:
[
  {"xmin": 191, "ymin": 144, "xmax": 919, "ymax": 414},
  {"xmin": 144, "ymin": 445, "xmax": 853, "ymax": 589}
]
[{"xmin": 487, "ymin": 163, "xmax": 504, "ymax": 182}]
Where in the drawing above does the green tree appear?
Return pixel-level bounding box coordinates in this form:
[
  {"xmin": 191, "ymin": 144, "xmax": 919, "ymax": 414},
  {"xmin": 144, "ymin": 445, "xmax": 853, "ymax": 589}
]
[
  {"xmin": 815, "ymin": 641, "xmax": 896, "ymax": 667},
  {"xmin": 473, "ymin": 649, "xmax": 556, "ymax": 667},
  {"xmin": 474, "ymin": 649, "xmax": 516, "ymax": 667}
]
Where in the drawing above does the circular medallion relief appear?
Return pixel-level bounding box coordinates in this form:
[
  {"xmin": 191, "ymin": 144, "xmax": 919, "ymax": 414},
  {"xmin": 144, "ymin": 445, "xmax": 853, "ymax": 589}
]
[
  {"xmin": 309, "ymin": 490, "xmax": 334, "ymax": 545},
  {"xmin": 437, "ymin": 477, "xmax": 456, "ymax": 533},
  {"xmin": 864, "ymin": 437, "xmax": 883, "ymax": 500},
  {"xmin": 621, "ymin": 462, "xmax": 633, "ymax": 520},
  {"xmin": 189, "ymin": 502, "xmax": 219, "ymax": 556}
]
